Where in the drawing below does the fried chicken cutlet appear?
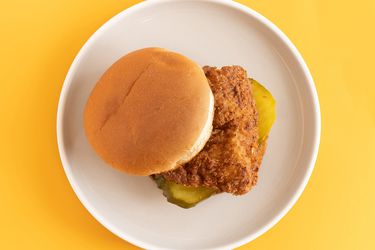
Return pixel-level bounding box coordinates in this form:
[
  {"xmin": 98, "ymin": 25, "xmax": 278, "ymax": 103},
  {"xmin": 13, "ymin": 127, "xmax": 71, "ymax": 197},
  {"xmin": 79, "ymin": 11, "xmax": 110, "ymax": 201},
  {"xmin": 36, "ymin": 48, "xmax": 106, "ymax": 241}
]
[{"xmin": 161, "ymin": 66, "xmax": 266, "ymax": 195}]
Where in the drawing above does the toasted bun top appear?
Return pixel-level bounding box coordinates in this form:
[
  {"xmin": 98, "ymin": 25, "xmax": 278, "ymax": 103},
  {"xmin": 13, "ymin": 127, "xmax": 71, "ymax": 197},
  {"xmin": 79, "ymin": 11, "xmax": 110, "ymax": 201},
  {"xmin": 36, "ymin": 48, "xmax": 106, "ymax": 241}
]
[{"xmin": 84, "ymin": 48, "xmax": 213, "ymax": 175}]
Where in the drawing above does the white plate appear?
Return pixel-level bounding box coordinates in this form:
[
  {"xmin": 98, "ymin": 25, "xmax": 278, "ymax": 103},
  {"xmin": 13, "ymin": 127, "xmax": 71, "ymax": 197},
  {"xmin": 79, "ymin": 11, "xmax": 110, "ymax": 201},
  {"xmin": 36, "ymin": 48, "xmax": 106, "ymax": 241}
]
[{"xmin": 57, "ymin": 1, "xmax": 320, "ymax": 249}]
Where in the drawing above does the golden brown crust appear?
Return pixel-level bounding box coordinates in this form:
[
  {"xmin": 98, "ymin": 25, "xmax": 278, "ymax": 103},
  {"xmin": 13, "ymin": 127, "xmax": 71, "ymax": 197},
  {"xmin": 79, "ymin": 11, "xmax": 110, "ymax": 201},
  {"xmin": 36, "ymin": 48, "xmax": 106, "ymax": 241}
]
[
  {"xmin": 162, "ymin": 66, "xmax": 267, "ymax": 195},
  {"xmin": 84, "ymin": 48, "xmax": 212, "ymax": 176}
]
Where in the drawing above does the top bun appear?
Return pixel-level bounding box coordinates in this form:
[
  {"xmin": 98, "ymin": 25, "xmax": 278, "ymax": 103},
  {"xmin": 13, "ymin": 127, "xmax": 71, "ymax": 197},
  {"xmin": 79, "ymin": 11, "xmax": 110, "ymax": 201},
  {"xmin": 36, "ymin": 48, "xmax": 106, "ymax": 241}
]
[{"xmin": 84, "ymin": 48, "xmax": 214, "ymax": 176}]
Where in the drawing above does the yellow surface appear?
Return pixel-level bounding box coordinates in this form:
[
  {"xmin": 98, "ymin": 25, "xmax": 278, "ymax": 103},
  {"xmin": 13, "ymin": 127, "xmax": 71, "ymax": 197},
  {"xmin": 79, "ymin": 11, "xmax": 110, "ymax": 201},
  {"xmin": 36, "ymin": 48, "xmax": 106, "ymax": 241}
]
[{"xmin": 0, "ymin": 0, "xmax": 374, "ymax": 249}]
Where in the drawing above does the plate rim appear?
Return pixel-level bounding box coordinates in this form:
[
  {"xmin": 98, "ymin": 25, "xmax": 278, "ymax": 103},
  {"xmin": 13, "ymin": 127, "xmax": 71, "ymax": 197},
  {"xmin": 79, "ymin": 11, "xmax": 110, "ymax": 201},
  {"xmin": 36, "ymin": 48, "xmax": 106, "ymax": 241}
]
[{"xmin": 56, "ymin": 0, "xmax": 321, "ymax": 249}]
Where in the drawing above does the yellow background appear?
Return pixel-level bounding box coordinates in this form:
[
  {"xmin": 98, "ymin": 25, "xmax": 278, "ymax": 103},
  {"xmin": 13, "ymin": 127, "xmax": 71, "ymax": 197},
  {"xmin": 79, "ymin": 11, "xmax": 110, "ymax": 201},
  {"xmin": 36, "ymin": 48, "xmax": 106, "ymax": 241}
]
[{"xmin": 1, "ymin": 0, "xmax": 374, "ymax": 249}]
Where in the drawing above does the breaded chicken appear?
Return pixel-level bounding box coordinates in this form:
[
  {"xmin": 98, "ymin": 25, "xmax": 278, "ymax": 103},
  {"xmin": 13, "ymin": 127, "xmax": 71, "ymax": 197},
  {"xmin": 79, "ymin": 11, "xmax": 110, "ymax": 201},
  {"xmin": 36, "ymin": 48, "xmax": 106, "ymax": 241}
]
[{"xmin": 161, "ymin": 66, "xmax": 266, "ymax": 195}]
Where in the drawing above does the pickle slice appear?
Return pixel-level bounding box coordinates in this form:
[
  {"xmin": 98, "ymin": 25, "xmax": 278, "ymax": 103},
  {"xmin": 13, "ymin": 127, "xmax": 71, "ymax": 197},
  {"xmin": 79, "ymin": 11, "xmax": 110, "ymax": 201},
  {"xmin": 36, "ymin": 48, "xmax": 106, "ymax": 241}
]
[
  {"xmin": 251, "ymin": 79, "xmax": 276, "ymax": 142},
  {"xmin": 154, "ymin": 175, "xmax": 215, "ymax": 209},
  {"xmin": 155, "ymin": 80, "xmax": 276, "ymax": 208}
]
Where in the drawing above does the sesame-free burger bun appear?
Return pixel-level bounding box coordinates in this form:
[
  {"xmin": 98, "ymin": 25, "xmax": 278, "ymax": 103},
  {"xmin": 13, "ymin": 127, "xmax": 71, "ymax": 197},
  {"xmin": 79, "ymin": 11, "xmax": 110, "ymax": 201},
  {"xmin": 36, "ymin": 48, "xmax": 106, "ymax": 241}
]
[{"xmin": 84, "ymin": 48, "xmax": 214, "ymax": 176}]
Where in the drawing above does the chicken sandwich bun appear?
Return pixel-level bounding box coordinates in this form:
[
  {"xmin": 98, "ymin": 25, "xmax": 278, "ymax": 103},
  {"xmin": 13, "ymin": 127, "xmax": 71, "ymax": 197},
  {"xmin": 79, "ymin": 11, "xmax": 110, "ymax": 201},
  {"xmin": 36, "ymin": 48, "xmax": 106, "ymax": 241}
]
[{"xmin": 84, "ymin": 48, "xmax": 214, "ymax": 176}]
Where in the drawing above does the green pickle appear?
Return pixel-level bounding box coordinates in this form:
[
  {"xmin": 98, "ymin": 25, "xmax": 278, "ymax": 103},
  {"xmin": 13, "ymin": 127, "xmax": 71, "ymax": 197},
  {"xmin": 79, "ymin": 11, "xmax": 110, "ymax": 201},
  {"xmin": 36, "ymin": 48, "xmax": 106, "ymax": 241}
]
[
  {"xmin": 154, "ymin": 175, "xmax": 215, "ymax": 208},
  {"xmin": 251, "ymin": 79, "xmax": 276, "ymax": 142},
  {"xmin": 155, "ymin": 80, "xmax": 276, "ymax": 208}
]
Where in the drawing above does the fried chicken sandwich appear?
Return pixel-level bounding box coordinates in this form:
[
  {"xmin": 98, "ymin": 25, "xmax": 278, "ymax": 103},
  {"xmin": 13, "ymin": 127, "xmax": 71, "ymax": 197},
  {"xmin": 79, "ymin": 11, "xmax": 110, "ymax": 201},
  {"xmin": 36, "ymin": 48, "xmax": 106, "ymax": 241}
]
[{"xmin": 84, "ymin": 48, "xmax": 275, "ymax": 208}]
